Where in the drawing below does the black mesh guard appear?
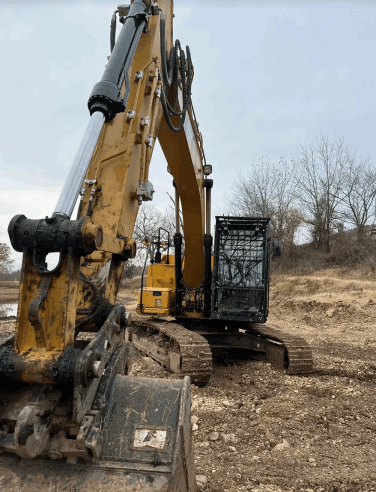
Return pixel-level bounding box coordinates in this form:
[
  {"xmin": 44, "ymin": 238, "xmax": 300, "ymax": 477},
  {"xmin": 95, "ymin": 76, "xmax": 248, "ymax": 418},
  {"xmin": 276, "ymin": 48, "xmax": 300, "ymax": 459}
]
[{"xmin": 211, "ymin": 216, "xmax": 271, "ymax": 323}]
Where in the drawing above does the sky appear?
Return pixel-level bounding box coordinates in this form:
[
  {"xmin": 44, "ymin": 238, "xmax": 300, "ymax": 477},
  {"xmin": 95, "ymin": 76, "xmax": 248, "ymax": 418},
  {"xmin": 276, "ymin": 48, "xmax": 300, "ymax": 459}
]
[{"xmin": 1, "ymin": 0, "xmax": 376, "ymax": 267}]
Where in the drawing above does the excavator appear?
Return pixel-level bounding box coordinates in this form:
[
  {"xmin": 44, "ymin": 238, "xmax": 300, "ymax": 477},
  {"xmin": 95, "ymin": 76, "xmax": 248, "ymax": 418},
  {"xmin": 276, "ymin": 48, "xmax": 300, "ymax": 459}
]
[{"xmin": 0, "ymin": 1, "xmax": 313, "ymax": 490}]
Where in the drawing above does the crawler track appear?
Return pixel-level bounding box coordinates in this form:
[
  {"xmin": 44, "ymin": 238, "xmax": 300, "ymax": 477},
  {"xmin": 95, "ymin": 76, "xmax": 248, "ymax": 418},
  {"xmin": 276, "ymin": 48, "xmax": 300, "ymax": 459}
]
[
  {"xmin": 129, "ymin": 316, "xmax": 213, "ymax": 386},
  {"xmin": 247, "ymin": 323, "xmax": 314, "ymax": 374}
]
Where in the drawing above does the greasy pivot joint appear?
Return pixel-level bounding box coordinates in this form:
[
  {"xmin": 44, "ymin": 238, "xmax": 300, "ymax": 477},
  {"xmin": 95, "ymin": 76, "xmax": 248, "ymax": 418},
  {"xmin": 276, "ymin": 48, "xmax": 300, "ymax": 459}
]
[{"xmin": 8, "ymin": 214, "xmax": 103, "ymax": 273}]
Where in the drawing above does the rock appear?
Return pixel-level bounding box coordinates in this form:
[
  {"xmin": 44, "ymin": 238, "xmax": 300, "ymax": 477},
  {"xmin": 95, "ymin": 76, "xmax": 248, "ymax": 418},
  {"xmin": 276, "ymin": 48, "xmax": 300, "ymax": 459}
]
[
  {"xmin": 209, "ymin": 431, "xmax": 220, "ymax": 441},
  {"xmin": 272, "ymin": 440, "xmax": 290, "ymax": 452},
  {"xmin": 326, "ymin": 308, "xmax": 335, "ymax": 318},
  {"xmin": 192, "ymin": 424, "xmax": 199, "ymax": 431},
  {"xmin": 265, "ymin": 431, "xmax": 274, "ymax": 440},
  {"xmin": 196, "ymin": 441, "xmax": 209, "ymax": 448},
  {"xmin": 196, "ymin": 475, "xmax": 208, "ymax": 490},
  {"xmin": 229, "ymin": 446, "xmax": 237, "ymax": 452},
  {"xmin": 223, "ymin": 433, "xmax": 237, "ymax": 443},
  {"xmin": 191, "ymin": 415, "xmax": 199, "ymax": 425}
]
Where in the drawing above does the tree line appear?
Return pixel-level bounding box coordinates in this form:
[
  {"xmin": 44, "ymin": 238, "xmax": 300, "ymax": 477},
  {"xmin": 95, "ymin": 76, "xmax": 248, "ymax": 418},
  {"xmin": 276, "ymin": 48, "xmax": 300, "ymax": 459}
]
[
  {"xmin": 2, "ymin": 134, "xmax": 373, "ymax": 279},
  {"xmin": 226, "ymin": 135, "xmax": 376, "ymax": 253}
]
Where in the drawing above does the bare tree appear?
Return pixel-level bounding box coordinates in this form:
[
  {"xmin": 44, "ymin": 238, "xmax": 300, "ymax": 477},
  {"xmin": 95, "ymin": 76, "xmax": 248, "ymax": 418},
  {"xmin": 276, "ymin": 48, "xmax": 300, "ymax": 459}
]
[
  {"xmin": 166, "ymin": 192, "xmax": 184, "ymax": 236},
  {"xmin": 227, "ymin": 156, "xmax": 300, "ymax": 243},
  {"xmin": 0, "ymin": 243, "xmax": 14, "ymax": 277},
  {"xmin": 283, "ymin": 208, "xmax": 305, "ymax": 247},
  {"xmin": 337, "ymin": 157, "xmax": 376, "ymax": 241},
  {"xmin": 294, "ymin": 135, "xmax": 354, "ymax": 252},
  {"xmin": 121, "ymin": 204, "xmax": 177, "ymax": 284},
  {"xmin": 231, "ymin": 156, "xmax": 277, "ymax": 218},
  {"xmin": 130, "ymin": 203, "xmax": 177, "ymax": 265},
  {"xmin": 133, "ymin": 204, "xmax": 164, "ymax": 245},
  {"xmin": 272, "ymin": 158, "xmax": 300, "ymax": 241}
]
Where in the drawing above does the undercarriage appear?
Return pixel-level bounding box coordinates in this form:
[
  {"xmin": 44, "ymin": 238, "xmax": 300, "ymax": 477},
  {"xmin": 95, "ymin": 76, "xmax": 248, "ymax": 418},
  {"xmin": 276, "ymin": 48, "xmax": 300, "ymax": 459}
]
[
  {"xmin": 128, "ymin": 317, "xmax": 313, "ymax": 385},
  {"xmin": 130, "ymin": 216, "xmax": 313, "ymax": 383}
]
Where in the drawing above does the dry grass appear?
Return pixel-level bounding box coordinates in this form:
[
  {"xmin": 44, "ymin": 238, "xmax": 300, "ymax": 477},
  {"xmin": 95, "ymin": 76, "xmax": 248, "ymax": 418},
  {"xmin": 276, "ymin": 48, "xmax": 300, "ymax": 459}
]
[
  {"xmin": 273, "ymin": 235, "xmax": 376, "ymax": 276},
  {"xmin": 272, "ymin": 270, "xmax": 376, "ymax": 310}
]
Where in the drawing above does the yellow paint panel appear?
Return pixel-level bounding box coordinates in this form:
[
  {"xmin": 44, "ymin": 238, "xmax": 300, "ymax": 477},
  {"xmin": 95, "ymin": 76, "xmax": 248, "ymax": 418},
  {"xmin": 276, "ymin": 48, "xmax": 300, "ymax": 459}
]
[{"xmin": 16, "ymin": 252, "xmax": 80, "ymax": 354}]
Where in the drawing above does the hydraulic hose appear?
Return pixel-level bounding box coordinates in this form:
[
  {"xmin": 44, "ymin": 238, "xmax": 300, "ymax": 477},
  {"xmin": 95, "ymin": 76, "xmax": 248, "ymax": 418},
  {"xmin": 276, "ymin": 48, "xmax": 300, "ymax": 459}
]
[
  {"xmin": 75, "ymin": 273, "xmax": 103, "ymax": 336},
  {"xmin": 159, "ymin": 10, "xmax": 193, "ymax": 133}
]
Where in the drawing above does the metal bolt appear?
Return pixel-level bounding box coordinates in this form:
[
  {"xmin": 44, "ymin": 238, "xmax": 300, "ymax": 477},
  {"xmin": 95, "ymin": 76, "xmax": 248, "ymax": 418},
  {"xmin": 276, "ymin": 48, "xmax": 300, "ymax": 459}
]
[
  {"xmin": 135, "ymin": 70, "xmax": 143, "ymax": 81},
  {"xmin": 90, "ymin": 360, "xmax": 105, "ymax": 378},
  {"xmin": 126, "ymin": 110, "xmax": 136, "ymax": 121},
  {"xmin": 140, "ymin": 116, "xmax": 150, "ymax": 127},
  {"xmin": 122, "ymin": 312, "xmax": 132, "ymax": 327}
]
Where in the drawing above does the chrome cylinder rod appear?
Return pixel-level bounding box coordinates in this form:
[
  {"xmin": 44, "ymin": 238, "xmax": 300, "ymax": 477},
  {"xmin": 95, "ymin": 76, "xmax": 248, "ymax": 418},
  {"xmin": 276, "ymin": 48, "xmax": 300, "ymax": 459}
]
[{"xmin": 54, "ymin": 111, "xmax": 105, "ymax": 218}]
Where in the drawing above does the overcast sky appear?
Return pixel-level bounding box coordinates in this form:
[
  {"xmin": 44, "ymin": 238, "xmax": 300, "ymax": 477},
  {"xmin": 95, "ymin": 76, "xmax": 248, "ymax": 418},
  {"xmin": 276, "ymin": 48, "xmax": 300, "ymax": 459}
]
[{"xmin": 1, "ymin": 0, "xmax": 376, "ymax": 266}]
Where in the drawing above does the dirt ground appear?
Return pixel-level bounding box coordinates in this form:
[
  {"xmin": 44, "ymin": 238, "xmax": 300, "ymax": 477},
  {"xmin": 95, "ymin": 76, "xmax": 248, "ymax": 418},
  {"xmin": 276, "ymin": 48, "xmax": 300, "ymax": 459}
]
[{"xmin": 1, "ymin": 269, "xmax": 375, "ymax": 491}]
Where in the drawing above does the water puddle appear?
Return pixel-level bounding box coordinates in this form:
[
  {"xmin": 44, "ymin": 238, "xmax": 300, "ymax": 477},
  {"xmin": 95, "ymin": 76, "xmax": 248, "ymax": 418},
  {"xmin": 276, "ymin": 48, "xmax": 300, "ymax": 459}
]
[{"xmin": 0, "ymin": 303, "xmax": 17, "ymax": 318}]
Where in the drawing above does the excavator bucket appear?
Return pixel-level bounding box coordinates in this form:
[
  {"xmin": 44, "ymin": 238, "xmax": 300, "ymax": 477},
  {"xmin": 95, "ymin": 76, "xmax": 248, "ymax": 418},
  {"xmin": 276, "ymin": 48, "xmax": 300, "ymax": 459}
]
[{"xmin": 0, "ymin": 376, "xmax": 197, "ymax": 492}]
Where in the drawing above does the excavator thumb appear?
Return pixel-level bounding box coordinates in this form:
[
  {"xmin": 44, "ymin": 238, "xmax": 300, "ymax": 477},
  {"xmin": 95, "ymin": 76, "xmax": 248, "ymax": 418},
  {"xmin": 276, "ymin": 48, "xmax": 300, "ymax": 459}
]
[{"xmin": 0, "ymin": 376, "xmax": 197, "ymax": 492}]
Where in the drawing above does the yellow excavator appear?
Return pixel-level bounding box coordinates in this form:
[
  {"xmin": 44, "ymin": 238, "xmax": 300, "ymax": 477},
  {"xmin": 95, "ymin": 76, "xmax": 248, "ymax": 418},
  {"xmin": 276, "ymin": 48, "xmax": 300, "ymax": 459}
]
[{"xmin": 1, "ymin": 1, "xmax": 312, "ymax": 489}]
